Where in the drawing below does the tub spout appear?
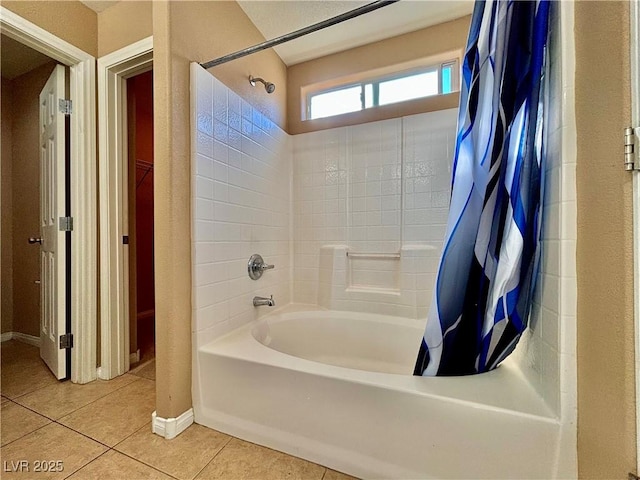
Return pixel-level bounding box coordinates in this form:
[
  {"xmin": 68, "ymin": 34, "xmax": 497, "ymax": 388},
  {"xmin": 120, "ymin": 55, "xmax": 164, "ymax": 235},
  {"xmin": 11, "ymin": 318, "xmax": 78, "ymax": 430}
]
[{"xmin": 253, "ymin": 295, "xmax": 275, "ymax": 307}]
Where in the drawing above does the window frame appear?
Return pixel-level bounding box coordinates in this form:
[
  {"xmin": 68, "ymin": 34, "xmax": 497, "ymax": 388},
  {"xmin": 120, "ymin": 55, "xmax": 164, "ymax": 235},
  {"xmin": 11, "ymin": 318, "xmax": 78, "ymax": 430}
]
[{"xmin": 305, "ymin": 59, "xmax": 460, "ymax": 121}]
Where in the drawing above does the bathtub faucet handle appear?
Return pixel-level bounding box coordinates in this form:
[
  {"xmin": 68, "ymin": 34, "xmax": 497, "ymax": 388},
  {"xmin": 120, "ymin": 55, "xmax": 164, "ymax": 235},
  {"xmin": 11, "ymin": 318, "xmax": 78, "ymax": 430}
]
[
  {"xmin": 253, "ymin": 295, "xmax": 275, "ymax": 307},
  {"xmin": 248, "ymin": 254, "xmax": 275, "ymax": 280}
]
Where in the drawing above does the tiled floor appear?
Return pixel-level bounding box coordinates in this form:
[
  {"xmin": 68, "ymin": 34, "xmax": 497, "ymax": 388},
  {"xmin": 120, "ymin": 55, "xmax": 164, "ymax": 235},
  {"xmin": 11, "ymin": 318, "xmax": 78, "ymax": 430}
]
[{"xmin": 0, "ymin": 340, "xmax": 357, "ymax": 479}]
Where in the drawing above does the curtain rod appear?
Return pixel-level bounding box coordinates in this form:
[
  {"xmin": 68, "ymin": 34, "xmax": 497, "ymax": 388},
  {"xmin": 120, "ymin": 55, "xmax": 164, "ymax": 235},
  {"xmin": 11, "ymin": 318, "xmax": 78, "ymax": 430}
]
[{"xmin": 200, "ymin": 0, "xmax": 400, "ymax": 70}]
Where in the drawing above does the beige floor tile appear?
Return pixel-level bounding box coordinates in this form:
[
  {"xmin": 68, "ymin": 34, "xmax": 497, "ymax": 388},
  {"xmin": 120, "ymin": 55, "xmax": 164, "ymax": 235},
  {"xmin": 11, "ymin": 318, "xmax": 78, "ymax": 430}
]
[
  {"xmin": 130, "ymin": 359, "xmax": 156, "ymax": 381},
  {"xmin": 15, "ymin": 374, "xmax": 140, "ymax": 420},
  {"xmin": 323, "ymin": 469, "xmax": 359, "ymax": 480},
  {"xmin": 58, "ymin": 378, "xmax": 155, "ymax": 447},
  {"xmin": 1, "ymin": 401, "xmax": 51, "ymax": 446},
  {"xmin": 66, "ymin": 449, "xmax": 174, "ymax": 480},
  {"xmin": 115, "ymin": 423, "xmax": 230, "ymax": 480},
  {"xmin": 1, "ymin": 395, "xmax": 9, "ymax": 404},
  {"xmin": 1, "ymin": 341, "xmax": 37, "ymax": 383},
  {"xmin": 1, "ymin": 340, "xmax": 39, "ymax": 365},
  {"xmin": 195, "ymin": 438, "xmax": 325, "ymax": 480},
  {"xmin": 1, "ymin": 350, "xmax": 59, "ymax": 399},
  {"xmin": 0, "ymin": 423, "xmax": 107, "ymax": 479}
]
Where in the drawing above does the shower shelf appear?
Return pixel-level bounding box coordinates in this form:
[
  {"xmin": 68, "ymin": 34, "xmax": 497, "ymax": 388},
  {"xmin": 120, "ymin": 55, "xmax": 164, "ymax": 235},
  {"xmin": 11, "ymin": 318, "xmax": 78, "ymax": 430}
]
[{"xmin": 346, "ymin": 252, "xmax": 401, "ymax": 259}]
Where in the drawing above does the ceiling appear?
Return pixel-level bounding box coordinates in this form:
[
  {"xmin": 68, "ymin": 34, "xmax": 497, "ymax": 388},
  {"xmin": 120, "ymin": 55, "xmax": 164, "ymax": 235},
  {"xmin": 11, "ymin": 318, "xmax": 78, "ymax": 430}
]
[
  {"xmin": 236, "ymin": 0, "xmax": 474, "ymax": 65},
  {"xmin": 1, "ymin": 34, "xmax": 54, "ymax": 80},
  {"xmin": 80, "ymin": 1, "xmax": 473, "ymax": 67},
  {"xmin": 80, "ymin": 0, "xmax": 118, "ymax": 13}
]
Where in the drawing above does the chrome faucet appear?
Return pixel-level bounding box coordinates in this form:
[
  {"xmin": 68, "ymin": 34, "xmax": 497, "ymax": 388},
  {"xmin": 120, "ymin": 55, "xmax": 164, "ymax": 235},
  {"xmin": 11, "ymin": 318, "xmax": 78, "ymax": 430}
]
[{"xmin": 253, "ymin": 295, "xmax": 275, "ymax": 307}]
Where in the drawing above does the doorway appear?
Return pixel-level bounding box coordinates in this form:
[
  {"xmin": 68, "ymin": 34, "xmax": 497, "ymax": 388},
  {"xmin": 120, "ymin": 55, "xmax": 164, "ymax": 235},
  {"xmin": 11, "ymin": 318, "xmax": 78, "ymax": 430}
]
[
  {"xmin": 1, "ymin": 34, "xmax": 71, "ymax": 380},
  {"xmin": 1, "ymin": 6, "xmax": 98, "ymax": 384},
  {"xmin": 126, "ymin": 71, "xmax": 155, "ymax": 371},
  {"xmin": 97, "ymin": 36, "xmax": 153, "ymax": 380}
]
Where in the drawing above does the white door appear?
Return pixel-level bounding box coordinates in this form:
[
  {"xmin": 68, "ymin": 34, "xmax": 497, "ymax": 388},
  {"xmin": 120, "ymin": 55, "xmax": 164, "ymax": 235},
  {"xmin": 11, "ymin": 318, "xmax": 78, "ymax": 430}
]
[{"xmin": 39, "ymin": 65, "xmax": 68, "ymax": 379}]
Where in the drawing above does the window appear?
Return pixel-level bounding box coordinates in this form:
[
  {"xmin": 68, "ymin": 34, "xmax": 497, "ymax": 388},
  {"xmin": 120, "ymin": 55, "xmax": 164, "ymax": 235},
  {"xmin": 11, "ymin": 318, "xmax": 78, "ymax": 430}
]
[
  {"xmin": 306, "ymin": 60, "xmax": 459, "ymax": 120},
  {"xmin": 309, "ymin": 85, "xmax": 362, "ymax": 119}
]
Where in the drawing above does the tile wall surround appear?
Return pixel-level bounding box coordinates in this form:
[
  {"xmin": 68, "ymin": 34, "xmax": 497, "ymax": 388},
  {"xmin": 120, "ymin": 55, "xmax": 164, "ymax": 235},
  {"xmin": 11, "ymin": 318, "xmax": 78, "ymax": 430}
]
[
  {"xmin": 192, "ymin": 60, "xmax": 460, "ymax": 342},
  {"xmin": 510, "ymin": 1, "xmax": 577, "ymax": 442},
  {"xmin": 316, "ymin": 245, "xmax": 440, "ymax": 319},
  {"xmin": 293, "ymin": 109, "xmax": 458, "ymax": 318},
  {"xmin": 191, "ymin": 63, "xmax": 292, "ymax": 348}
]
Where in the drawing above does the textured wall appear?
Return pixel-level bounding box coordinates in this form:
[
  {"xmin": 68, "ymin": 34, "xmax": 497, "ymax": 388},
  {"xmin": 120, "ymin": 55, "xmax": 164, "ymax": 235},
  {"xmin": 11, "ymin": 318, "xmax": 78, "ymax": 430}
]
[
  {"xmin": 98, "ymin": 1, "xmax": 152, "ymax": 57},
  {"xmin": 575, "ymin": 1, "xmax": 637, "ymax": 477},
  {"xmin": 152, "ymin": 0, "xmax": 288, "ymax": 418},
  {"xmin": 1, "ymin": 78, "xmax": 14, "ymax": 335},
  {"xmin": 2, "ymin": 1, "xmax": 97, "ymax": 57},
  {"xmin": 130, "ymin": 72, "xmax": 155, "ymax": 317}
]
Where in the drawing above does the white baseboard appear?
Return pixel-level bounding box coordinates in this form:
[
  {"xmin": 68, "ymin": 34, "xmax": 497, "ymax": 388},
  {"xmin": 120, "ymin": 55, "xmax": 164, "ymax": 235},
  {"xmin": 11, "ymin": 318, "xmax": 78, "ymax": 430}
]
[
  {"xmin": 15, "ymin": 332, "xmax": 41, "ymax": 347},
  {"xmin": 129, "ymin": 349, "xmax": 140, "ymax": 364},
  {"xmin": 1, "ymin": 332, "xmax": 41, "ymax": 347},
  {"xmin": 152, "ymin": 408, "xmax": 194, "ymax": 440}
]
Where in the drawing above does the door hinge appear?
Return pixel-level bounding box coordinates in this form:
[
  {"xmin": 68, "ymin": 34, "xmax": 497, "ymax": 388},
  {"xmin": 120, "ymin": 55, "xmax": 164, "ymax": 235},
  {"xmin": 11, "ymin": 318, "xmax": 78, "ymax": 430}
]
[
  {"xmin": 59, "ymin": 333, "xmax": 73, "ymax": 349},
  {"xmin": 59, "ymin": 217, "xmax": 73, "ymax": 232},
  {"xmin": 123, "ymin": 235, "xmax": 129, "ymax": 245},
  {"xmin": 58, "ymin": 99, "xmax": 72, "ymax": 116},
  {"xmin": 625, "ymin": 126, "xmax": 639, "ymax": 171}
]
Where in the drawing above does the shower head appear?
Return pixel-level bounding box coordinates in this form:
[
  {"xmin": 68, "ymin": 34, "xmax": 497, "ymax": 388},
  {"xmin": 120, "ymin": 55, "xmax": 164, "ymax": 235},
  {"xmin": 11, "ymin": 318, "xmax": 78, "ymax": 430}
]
[{"xmin": 249, "ymin": 75, "xmax": 275, "ymax": 94}]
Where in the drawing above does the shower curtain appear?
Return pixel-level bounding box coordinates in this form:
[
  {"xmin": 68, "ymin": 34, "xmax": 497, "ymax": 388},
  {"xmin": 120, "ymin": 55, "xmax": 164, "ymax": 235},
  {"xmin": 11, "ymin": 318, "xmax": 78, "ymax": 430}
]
[{"xmin": 414, "ymin": 0, "xmax": 551, "ymax": 376}]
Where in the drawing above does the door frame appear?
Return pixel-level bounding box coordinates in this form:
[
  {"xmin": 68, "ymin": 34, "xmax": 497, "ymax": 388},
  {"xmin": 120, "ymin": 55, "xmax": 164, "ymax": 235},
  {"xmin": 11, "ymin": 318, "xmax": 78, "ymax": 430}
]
[
  {"xmin": 0, "ymin": 7, "xmax": 97, "ymax": 383},
  {"xmin": 631, "ymin": 0, "xmax": 640, "ymax": 473},
  {"xmin": 630, "ymin": 0, "xmax": 640, "ymax": 473},
  {"xmin": 97, "ymin": 37, "xmax": 153, "ymax": 380}
]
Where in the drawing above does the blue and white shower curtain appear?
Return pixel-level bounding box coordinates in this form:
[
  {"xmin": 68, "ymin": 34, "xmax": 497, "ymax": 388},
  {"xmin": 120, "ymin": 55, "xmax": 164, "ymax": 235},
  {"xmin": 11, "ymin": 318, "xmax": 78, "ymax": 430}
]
[{"xmin": 414, "ymin": 0, "xmax": 551, "ymax": 376}]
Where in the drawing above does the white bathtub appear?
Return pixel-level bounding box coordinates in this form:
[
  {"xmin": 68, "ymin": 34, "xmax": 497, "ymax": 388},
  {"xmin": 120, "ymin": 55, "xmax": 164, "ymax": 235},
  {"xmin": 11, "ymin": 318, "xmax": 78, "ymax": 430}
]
[
  {"xmin": 251, "ymin": 310, "xmax": 423, "ymax": 375},
  {"xmin": 194, "ymin": 306, "xmax": 571, "ymax": 479}
]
